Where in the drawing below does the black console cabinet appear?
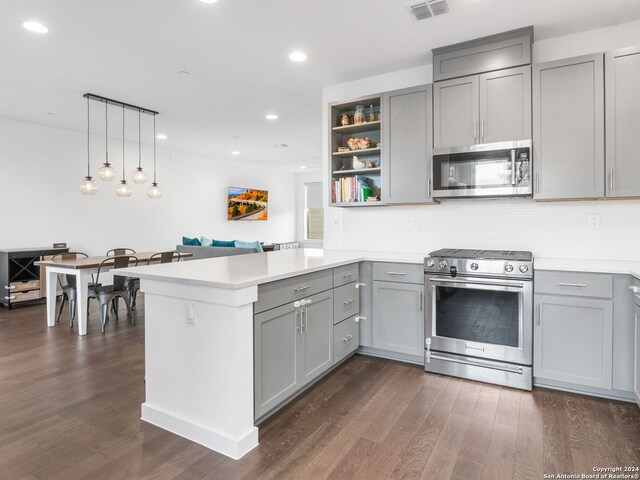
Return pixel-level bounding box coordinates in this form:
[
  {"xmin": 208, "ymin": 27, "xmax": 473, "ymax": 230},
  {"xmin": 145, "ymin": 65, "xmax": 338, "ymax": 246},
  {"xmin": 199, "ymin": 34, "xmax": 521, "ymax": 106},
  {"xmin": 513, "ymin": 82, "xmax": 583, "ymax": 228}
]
[{"xmin": 0, "ymin": 247, "xmax": 69, "ymax": 309}]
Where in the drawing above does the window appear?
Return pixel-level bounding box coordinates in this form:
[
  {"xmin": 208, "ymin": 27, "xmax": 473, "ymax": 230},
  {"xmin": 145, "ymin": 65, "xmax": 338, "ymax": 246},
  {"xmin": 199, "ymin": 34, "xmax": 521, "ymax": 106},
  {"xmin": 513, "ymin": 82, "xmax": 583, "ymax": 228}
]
[{"xmin": 304, "ymin": 182, "xmax": 324, "ymax": 241}]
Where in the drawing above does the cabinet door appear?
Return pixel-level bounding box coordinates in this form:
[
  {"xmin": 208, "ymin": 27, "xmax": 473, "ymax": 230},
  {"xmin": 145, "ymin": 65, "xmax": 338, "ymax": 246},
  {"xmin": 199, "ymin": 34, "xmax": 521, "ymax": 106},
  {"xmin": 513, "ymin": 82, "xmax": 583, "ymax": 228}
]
[
  {"xmin": 299, "ymin": 290, "xmax": 333, "ymax": 386},
  {"xmin": 635, "ymin": 305, "xmax": 640, "ymax": 408},
  {"xmin": 534, "ymin": 294, "xmax": 612, "ymax": 389},
  {"xmin": 254, "ymin": 303, "xmax": 300, "ymax": 419},
  {"xmin": 382, "ymin": 84, "xmax": 433, "ymax": 204},
  {"xmin": 606, "ymin": 47, "xmax": 640, "ymax": 198},
  {"xmin": 373, "ymin": 281, "xmax": 424, "ymax": 356},
  {"xmin": 479, "ymin": 66, "xmax": 531, "ymax": 143},
  {"xmin": 358, "ymin": 262, "xmax": 373, "ymax": 348},
  {"xmin": 433, "ymin": 76, "xmax": 479, "ymax": 149},
  {"xmin": 533, "ymin": 54, "xmax": 605, "ymax": 199}
]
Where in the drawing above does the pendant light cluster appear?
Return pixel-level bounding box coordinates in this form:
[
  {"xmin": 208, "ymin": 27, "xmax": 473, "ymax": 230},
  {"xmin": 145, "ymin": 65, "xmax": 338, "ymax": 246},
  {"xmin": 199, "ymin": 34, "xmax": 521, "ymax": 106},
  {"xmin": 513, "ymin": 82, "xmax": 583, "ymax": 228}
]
[{"xmin": 80, "ymin": 93, "xmax": 163, "ymax": 198}]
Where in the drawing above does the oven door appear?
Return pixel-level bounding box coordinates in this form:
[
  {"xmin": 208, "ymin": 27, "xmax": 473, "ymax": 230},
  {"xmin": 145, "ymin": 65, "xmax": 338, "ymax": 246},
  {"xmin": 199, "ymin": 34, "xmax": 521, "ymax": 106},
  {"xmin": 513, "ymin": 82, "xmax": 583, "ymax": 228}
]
[{"xmin": 425, "ymin": 275, "xmax": 532, "ymax": 365}]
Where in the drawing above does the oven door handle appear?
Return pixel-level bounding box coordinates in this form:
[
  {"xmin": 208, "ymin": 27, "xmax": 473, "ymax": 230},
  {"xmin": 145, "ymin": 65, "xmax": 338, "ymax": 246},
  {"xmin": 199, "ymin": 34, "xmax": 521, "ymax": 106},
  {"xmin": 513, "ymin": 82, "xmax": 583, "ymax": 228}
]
[
  {"xmin": 428, "ymin": 277, "xmax": 525, "ymax": 289},
  {"xmin": 428, "ymin": 352, "xmax": 524, "ymax": 375}
]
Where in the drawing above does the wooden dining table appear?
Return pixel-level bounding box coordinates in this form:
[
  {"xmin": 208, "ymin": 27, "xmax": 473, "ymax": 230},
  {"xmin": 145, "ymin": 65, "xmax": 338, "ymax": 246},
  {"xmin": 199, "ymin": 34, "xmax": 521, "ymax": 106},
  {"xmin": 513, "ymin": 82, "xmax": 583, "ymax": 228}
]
[{"xmin": 36, "ymin": 252, "xmax": 192, "ymax": 335}]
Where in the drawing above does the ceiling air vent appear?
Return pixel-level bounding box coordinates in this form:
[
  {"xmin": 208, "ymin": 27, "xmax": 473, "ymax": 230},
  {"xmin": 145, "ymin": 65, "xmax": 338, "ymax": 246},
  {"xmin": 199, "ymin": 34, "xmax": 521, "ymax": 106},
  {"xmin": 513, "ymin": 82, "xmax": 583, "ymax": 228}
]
[{"xmin": 407, "ymin": 0, "xmax": 449, "ymax": 21}]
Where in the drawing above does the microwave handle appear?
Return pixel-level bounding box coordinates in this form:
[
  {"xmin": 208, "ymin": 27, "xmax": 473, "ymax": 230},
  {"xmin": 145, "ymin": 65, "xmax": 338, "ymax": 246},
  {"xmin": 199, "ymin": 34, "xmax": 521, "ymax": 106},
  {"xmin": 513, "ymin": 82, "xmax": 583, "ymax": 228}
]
[{"xmin": 511, "ymin": 149, "xmax": 516, "ymax": 186}]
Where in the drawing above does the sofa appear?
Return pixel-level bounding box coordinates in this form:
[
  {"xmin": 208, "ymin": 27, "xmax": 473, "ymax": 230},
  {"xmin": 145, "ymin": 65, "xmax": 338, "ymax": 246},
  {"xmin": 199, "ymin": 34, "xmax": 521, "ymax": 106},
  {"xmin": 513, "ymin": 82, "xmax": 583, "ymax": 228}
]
[{"xmin": 176, "ymin": 245, "xmax": 259, "ymax": 260}]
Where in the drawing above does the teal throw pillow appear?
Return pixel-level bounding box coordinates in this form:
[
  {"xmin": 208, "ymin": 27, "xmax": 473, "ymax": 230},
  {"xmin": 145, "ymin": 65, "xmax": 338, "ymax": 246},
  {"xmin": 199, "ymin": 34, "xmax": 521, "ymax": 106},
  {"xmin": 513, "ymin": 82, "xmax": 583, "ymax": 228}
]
[
  {"xmin": 234, "ymin": 240, "xmax": 263, "ymax": 252},
  {"xmin": 212, "ymin": 239, "xmax": 236, "ymax": 247},
  {"xmin": 182, "ymin": 236, "xmax": 201, "ymax": 246},
  {"xmin": 200, "ymin": 236, "xmax": 213, "ymax": 247}
]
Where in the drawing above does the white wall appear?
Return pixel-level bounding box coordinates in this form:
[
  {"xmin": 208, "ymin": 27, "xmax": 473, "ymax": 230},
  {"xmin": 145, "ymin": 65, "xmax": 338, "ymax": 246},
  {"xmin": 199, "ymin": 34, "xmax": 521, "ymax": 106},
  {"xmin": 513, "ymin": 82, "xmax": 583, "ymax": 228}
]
[
  {"xmin": 322, "ymin": 20, "xmax": 640, "ymax": 261},
  {"xmin": 0, "ymin": 118, "xmax": 296, "ymax": 255}
]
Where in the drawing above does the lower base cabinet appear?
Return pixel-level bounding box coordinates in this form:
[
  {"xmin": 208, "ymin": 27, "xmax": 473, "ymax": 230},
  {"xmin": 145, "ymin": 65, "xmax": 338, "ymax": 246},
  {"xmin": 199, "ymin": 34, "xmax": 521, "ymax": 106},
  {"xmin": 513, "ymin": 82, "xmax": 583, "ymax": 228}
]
[
  {"xmin": 254, "ymin": 289, "xmax": 333, "ymax": 420},
  {"xmin": 372, "ymin": 281, "xmax": 424, "ymax": 357},
  {"xmin": 635, "ymin": 304, "xmax": 640, "ymax": 408},
  {"xmin": 334, "ymin": 315, "xmax": 360, "ymax": 363},
  {"xmin": 534, "ymin": 294, "xmax": 613, "ymax": 390}
]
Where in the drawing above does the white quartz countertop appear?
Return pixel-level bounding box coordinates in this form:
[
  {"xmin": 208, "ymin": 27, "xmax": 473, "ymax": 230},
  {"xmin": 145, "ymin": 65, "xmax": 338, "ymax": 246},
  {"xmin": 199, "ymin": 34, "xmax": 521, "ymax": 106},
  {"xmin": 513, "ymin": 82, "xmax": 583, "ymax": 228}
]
[
  {"xmin": 535, "ymin": 257, "xmax": 640, "ymax": 278},
  {"xmin": 119, "ymin": 248, "xmax": 428, "ymax": 289}
]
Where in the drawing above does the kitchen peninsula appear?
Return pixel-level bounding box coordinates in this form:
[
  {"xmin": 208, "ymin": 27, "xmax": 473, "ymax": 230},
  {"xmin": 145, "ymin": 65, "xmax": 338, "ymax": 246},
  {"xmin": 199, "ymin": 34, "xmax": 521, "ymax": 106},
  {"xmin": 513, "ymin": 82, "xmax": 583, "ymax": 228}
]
[{"xmin": 119, "ymin": 248, "xmax": 426, "ymax": 460}]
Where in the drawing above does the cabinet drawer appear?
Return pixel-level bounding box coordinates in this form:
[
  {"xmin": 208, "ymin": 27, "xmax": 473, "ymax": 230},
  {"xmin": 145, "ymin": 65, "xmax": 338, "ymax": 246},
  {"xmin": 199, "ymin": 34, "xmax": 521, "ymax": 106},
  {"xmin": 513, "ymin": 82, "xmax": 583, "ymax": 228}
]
[
  {"xmin": 8, "ymin": 280, "xmax": 41, "ymax": 293},
  {"xmin": 7, "ymin": 289, "xmax": 41, "ymax": 303},
  {"xmin": 333, "ymin": 263, "xmax": 360, "ymax": 288},
  {"xmin": 535, "ymin": 271, "xmax": 613, "ymax": 299},
  {"xmin": 333, "ymin": 282, "xmax": 360, "ymax": 324},
  {"xmin": 256, "ymin": 269, "xmax": 333, "ymax": 314},
  {"xmin": 373, "ymin": 262, "xmax": 423, "ymax": 284},
  {"xmin": 334, "ymin": 315, "xmax": 359, "ymax": 363}
]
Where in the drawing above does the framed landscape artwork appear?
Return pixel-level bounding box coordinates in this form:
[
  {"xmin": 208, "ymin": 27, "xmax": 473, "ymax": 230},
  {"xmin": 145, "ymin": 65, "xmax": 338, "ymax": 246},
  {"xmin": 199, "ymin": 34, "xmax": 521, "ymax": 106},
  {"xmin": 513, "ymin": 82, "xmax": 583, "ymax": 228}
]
[{"xmin": 228, "ymin": 187, "xmax": 268, "ymax": 221}]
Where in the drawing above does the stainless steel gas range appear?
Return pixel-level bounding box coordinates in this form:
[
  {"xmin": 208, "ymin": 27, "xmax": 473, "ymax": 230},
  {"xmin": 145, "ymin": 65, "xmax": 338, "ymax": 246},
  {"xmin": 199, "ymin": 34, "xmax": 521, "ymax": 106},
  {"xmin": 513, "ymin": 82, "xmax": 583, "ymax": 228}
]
[{"xmin": 424, "ymin": 248, "xmax": 533, "ymax": 390}]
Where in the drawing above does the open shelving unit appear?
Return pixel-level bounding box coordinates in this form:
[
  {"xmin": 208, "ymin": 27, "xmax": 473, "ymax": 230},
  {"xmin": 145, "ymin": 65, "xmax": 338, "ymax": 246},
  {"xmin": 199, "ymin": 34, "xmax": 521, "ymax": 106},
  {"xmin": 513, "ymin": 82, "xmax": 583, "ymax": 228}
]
[{"xmin": 329, "ymin": 95, "xmax": 383, "ymax": 206}]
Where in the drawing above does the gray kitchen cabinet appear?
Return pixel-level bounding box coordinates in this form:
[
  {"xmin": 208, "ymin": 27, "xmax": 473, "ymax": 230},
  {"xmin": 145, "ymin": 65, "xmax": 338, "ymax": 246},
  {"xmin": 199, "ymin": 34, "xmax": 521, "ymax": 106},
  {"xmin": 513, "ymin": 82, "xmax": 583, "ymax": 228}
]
[
  {"xmin": 382, "ymin": 84, "xmax": 433, "ymax": 204},
  {"xmin": 358, "ymin": 262, "xmax": 373, "ymax": 348},
  {"xmin": 254, "ymin": 302, "xmax": 300, "ymax": 419},
  {"xmin": 532, "ymin": 53, "xmax": 605, "ymax": 200},
  {"xmin": 605, "ymin": 46, "xmax": 640, "ymax": 198},
  {"xmin": 434, "ymin": 66, "xmax": 531, "ymax": 150},
  {"xmin": 534, "ymin": 294, "xmax": 613, "ymax": 390},
  {"xmin": 479, "ymin": 66, "xmax": 531, "ymax": 144},
  {"xmin": 254, "ymin": 289, "xmax": 333, "ymax": 420},
  {"xmin": 372, "ymin": 281, "xmax": 424, "ymax": 357},
  {"xmin": 299, "ymin": 290, "xmax": 334, "ymax": 386},
  {"xmin": 433, "ymin": 75, "xmax": 479, "ymax": 149}
]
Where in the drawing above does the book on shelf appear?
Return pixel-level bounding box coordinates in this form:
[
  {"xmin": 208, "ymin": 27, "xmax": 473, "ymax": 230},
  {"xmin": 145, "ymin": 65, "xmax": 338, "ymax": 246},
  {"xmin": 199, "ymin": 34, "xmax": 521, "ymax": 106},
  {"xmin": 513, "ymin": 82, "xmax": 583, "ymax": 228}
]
[{"xmin": 331, "ymin": 176, "xmax": 377, "ymax": 204}]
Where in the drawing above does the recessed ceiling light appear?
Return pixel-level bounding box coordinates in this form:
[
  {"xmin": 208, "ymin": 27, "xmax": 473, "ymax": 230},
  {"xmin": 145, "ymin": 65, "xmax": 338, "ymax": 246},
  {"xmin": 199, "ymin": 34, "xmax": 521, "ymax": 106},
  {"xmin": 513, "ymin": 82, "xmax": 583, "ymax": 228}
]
[
  {"xmin": 300, "ymin": 166, "xmax": 307, "ymax": 169},
  {"xmin": 23, "ymin": 21, "xmax": 48, "ymax": 34},
  {"xmin": 288, "ymin": 51, "xmax": 307, "ymax": 62},
  {"xmin": 199, "ymin": 0, "xmax": 219, "ymax": 3},
  {"xmin": 156, "ymin": 134, "xmax": 168, "ymax": 140},
  {"xmin": 231, "ymin": 151, "xmax": 240, "ymax": 155},
  {"xmin": 265, "ymin": 114, "xmax": 278, "ymax": 120}
]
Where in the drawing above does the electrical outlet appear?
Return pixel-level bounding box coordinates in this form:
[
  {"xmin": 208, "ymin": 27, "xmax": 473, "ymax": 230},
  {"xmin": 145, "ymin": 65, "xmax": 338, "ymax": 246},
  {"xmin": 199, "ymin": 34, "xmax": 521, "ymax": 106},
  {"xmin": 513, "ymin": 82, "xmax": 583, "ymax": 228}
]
[
  {"xmin": 588, "ymin": 213, "xmax": 601, "ymax": 229},
  {"xmin": 186, "ymin": 303, "xmax": 195, "ymax": 326}
]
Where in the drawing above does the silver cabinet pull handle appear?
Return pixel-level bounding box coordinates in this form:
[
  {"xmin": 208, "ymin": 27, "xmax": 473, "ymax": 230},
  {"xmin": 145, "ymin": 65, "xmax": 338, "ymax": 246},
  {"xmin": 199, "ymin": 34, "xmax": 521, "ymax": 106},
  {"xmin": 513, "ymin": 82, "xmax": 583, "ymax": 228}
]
[
  {"xmin": 557, "ymin": 283, "xmax": 587, "ymax": 288},
  {"xmin": 343, "ymin": 298, "xmax": 356, "ymax": 306},
  {"xmin": 511, "ymin": 149, "xmax": 516, "ymax": 186},
  {"xmin": 420, "ymin": 291, "xmax": 423, "ymax": 311},
  {"xmin": 386, "ymin": 272, "xmax": 407, "ymax": 276},
  {"xmin": 428, "ymin": 178, "xmax": 432, "ymax": 197},
  {"xmin": 355, "ymin": 282, "xmax": 366, "ymax": 289},
  {"xmin": 295, "ymin": 309, "xmax": 302, "ymax": 333},
  {"xmin": 4, "ymin": 285, "xmax": 16, "ymax": 290},
  {"xmin": 342, "ymin": 272, "xmax": 355, "ymax": 278},
  {"xmin": 303, "ymin": 307, "xmax": 308, "ymax": 332},
  {"xmin": 629, "ymin": 285, "xmax": 640, "ymax": 294},
  {"xmin": 294, "ymin": 284, "xmax": 311, "ymax": 292},
  {"xmin": 5, "ymin": 295, "xmax": 16, "ymax": 301},
  {"xmin": 342, "ymin": 335, "xmax": 353, "ymax": 343},
  {"xmin": 610, "ymin": 167, "xmax": 614, "ymax": 192},
  {"xmin": 473, "ymin": 119, "xmax": 477, "ymax": 142},
  {"xmin": 355, "ymin": 315, "xmax": 366, "ymax": 323}
]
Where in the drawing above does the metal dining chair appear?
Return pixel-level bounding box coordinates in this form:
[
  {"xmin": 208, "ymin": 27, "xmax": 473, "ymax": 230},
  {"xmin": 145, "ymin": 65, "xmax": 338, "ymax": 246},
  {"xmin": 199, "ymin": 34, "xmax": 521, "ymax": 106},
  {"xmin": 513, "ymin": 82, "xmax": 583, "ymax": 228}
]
[
  {"xmin": 51, "ymin": 252, "xmax": 98, "ymax": 328},
  {"xmin": 88, "ymin": 255, "xmax": 138, "ymax": 334},
  {"xmin": 129, "ymin": 251, "xmax": 182, "ymax": 309},
  {"xmin": 106, "ymin": 248, "xmax": 136, "ymax": 256}
]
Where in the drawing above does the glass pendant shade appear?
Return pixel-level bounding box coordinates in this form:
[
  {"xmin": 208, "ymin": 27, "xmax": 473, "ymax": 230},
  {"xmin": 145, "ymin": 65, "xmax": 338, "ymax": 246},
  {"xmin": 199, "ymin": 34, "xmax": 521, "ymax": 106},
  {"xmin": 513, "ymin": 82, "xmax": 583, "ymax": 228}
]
[
  {"xmin": 147, "ymin": 182, "xmax": 163, "ymax": 199},
  {"xmin": 79, "ymin": 176, "xmax": 98, "ymax": 195},
  {"xmin": 131, "ymin": 167, "xmax": 148, "ymax": 184},
  {"xmin": 116, "ymin": 180, "xmax": 133, "ymax": 197},
  {"xmin": 98, "ymin": 163, "xmax": 117, "ymax": 181}
]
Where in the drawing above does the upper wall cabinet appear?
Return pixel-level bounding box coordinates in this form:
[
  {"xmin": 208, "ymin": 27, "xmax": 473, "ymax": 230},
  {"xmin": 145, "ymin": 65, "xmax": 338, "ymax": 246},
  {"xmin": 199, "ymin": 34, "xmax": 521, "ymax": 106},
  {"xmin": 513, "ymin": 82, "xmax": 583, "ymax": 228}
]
[
  {"xmin": 605, "ymin": 46, "xmax": 640, "ymax": 198},
  {"xmin": 433, "ymin": 66, "xmax": 531, "ymax": 149},
  {"xmin": 533, "ymin": 53, "xmax": 605, "ymax": 200},
  {"xmin": 382, "ymin": 84, "xmax": 433, "ymax": 204}
]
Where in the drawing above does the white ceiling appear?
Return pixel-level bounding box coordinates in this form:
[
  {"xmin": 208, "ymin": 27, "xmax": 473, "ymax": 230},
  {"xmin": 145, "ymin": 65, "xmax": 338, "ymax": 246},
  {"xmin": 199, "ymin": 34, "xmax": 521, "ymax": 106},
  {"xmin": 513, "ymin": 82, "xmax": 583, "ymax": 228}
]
[{"xmin": 2, "ymin": 0, "xmax": 640, "ymax": 171}]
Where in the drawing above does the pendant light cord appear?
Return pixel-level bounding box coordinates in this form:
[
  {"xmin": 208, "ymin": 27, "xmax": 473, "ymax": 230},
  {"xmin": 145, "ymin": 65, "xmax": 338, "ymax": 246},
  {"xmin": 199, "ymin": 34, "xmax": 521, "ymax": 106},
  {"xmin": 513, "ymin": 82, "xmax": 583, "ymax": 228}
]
[
  {"xmin": 122, "ymin": 105, "xmax": 126, "ymax": 181},
  {"xmin": 138, "ymin": 109, "xmax": 142, "ymax": 169},
  {"xmin": 87, "ymin": 97, "xmax": 91, "ymax": 178},
  {"xmin": 105, "ymin": 100, "xmax": 109, "ymax": 164},
  {"xmin": 153, "ymin": 114, "xmax": 157, "ymax": 184}
]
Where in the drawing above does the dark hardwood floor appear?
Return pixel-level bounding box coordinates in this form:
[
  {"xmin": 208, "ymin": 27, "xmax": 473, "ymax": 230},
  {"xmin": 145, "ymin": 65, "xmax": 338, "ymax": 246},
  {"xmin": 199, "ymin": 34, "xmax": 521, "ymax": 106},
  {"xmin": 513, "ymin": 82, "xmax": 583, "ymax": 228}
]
[{"xmin": 1, "ymin": 299, "xmax": 639, "ymax": 480}]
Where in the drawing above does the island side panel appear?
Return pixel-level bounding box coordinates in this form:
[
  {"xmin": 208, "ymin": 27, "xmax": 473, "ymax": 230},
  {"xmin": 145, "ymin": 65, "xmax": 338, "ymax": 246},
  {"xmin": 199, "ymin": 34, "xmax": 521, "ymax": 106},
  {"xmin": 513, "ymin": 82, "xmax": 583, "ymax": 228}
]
[{"xmin": 139, "ymin": 278, "xmax": 259, "ymax": 460}]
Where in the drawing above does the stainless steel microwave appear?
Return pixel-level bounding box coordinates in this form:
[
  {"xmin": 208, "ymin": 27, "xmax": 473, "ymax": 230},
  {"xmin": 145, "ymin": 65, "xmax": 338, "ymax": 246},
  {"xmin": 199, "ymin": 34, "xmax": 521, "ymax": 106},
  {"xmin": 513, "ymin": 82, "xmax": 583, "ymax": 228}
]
[{"xmin": 431, "ymin": 140, "xmax": 532, "ymax": 199}]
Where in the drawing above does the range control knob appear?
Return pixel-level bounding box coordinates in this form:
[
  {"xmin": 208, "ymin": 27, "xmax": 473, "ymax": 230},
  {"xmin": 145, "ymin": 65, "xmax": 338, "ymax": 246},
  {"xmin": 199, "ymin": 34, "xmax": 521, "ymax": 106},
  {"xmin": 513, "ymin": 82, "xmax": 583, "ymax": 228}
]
[
  {"xmin": 470, "ymin": 263, "xmax": 479, "ymax": 271},
  {"xmin": 519, "ymin": 265, "xmax": 529, "ymax": 273},
  {"xmin": 439, "ymin": 260, "xmax": 448, "ymax": 269},
  {"xmin": 426, "ymin": 259, "xmax": 435, "ymax": 268},
  {"xmin": 504, "ymin": 264, "xmax": 514, "ymax": 272}
]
